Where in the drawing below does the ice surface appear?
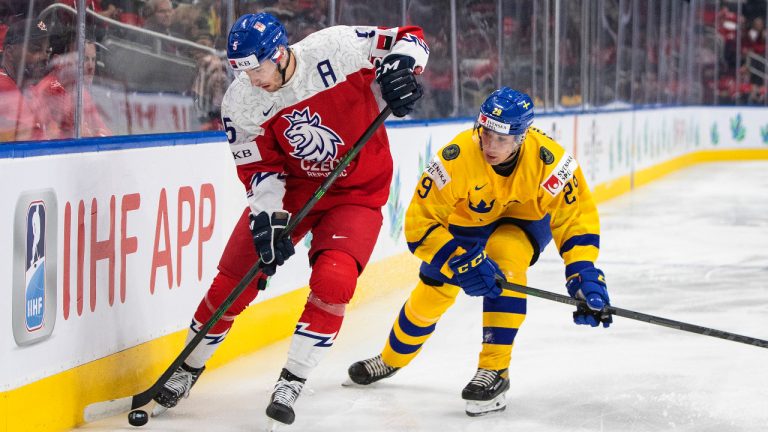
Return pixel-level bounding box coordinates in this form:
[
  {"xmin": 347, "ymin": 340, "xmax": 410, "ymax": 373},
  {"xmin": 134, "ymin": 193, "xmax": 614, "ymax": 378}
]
[{"xmin": 76, "ymin": 161, "xmax": 768, "ymax": 431}]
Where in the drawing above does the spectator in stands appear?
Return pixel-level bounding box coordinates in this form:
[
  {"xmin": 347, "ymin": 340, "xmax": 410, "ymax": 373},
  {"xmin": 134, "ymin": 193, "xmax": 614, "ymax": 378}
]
[
  {"xmin": 294, "ymin": 0, "xmax": 327, "ymax": 38},
  {"xmin": 743, "ymin": 17, "xmax": 766, "ymax": 56},
  {"xmin": 194, "ymin": 0, "xmax": 227, "ymax": 48},
  {"xmin": 717, "ymin": 4, "xmax": 741, "ymax": 75},
  {"xmin": 0, "ymin": 2, "xmax": 13, "ymax": 48},
  {"xmin": 113, "ymin": 0, "xmax": 144, "ymax": 26},
  {"xmin": 170, "ymin": 3, "xmax": 203, "ymax": 43},
  {"xmin": 717, "ymin": 63, "xmax": 757, "ymax": 105},
  {"xmin": 59, "ymin": 0, "xmax": 121, "ymax": 21},
  {"xmin": 134, "ymin": 0, "xmax": 179, "ymax": 54},
  {"xmin": 189, "ymin": 32, "xmax": 227, "ymax": 131},
  {"xmin": 143, "ymin": 0, "xmax": 173, "ymax": 32},
  {"xmin": 33, "ymin": 29, "xmax": 111, "ymax": 138},
  {"xmin": 96, "ymin": 0, "xmax": 122, "ymax": 21},
  {"xmin": 0, "ymin": 18, "xmax": 49, "ymax": 141}
]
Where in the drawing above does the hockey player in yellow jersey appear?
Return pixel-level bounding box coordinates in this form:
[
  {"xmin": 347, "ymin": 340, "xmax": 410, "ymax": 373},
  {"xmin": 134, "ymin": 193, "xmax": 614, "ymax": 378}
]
[{"xmin": 347, "ymin": 87, "xmax": 612, "ymax": 416}]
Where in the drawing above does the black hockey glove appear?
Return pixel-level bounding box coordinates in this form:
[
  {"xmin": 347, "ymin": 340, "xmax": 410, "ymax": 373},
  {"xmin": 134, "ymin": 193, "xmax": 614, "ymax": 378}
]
[
  {"xmin": 376, "ymin": 54, "xmax": 423, "ymax": 118},
  {"xmin": 249, "ymin": 211, "xmax": 295, "ymax": 276}
]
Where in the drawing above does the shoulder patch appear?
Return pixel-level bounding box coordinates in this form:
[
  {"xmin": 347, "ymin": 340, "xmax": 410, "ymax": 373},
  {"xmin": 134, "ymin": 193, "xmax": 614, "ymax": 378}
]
[
  {"xmin": 539, "ymin": 146, "xmax": 555, "ymax": 165},
  {"xmin": 370, "ymin": 28, "xmax": 397, "ymax": 58},
  {"xmin": 425, "ymin": 157, "xmax": 451, "ymax": 190},
  {"xmin": 540, "ymin": 153, "xmax": 578, "ymax": 196},
  {"xmin": 442, "ymin": 144, "xmax": 460, "ymax": 161}
]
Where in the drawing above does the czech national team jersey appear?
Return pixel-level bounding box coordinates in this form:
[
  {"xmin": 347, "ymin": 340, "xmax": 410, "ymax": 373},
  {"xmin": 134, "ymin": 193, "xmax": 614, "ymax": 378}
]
[
  {"xmin": 405, "ymin": 127, "xmax": 600, "ymax": 280},
  {"xmin": 220, "ymin": 25, "xmax": 428, "ymax": 215}
]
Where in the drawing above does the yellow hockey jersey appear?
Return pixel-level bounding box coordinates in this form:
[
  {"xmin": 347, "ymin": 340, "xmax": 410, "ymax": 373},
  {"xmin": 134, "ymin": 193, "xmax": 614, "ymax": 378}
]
[{"xmin": 405, "ymin": 127, "xmax": 600, "ymax": 283}]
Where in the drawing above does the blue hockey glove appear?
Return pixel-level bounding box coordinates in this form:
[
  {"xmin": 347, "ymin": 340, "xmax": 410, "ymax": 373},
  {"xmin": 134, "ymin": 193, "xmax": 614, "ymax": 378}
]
[
  {"xmin": 448, "ymin": 244, "xmax": 504, "ymax": 298},
  {"xmin": 250, "ymin": 211, "xmax": 295, "ymax": 277},
  {"xmin": 376, "ymin": 54, "xmax": 423, "ymax": 118},
  {"xmin": 566, "ymin": 267, "xmax": 612, "ymax": 328}
]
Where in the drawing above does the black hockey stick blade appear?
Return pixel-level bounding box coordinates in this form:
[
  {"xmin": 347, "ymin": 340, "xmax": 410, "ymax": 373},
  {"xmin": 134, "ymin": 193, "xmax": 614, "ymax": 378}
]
[
  {"xmin": 82, "ymin": 107, "xmax": 392, "ymax": 423},
  {"xmin": 500, "ymin": 280, "xmax": 768, "ymax": 349}
]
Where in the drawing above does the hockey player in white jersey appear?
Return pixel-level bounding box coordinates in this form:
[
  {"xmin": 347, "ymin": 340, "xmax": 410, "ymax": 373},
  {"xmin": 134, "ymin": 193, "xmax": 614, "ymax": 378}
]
[{"xmin": 151, "ymin": 11, "xmax": 429, "ymax": 430}]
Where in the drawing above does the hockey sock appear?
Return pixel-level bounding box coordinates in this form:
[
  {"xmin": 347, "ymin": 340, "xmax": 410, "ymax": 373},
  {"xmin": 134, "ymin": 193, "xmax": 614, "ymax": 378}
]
[
  {"xmin": 185, "ymin": 271, "xmax": 264, "ymax": 368},
  {"xmin": 284, "ymin": 294, "xmax": 345, "ymax": 378}
]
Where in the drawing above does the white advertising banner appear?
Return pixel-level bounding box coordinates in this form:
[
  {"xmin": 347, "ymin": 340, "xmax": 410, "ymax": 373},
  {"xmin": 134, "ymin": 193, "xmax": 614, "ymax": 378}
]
[
  {"xmin": 2, "ymin": 106, "xmax": 767, "ymax": 392},
  {"xmin": 0, "ymin": 139, "xmax": 243, "ymax": 390}
]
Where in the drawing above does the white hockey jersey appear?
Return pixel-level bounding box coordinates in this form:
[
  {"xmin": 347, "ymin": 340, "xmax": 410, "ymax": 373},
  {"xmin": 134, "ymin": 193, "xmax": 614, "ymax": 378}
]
[{"xmin": 220, "ymin": 25, "xmax": 429, "ymax": 216}]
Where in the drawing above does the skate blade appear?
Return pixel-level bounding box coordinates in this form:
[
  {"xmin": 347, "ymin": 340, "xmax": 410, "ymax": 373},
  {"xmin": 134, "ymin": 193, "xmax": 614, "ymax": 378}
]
[
  {"xmin": 341, "ymin": 377, "xmax": 360, "ymax": 387},
  {"xmin": 150, "ymin": 401, "xmax": 168, "ymax": 418},
  {"xmin": 266, "ymin": 418, "xmax": 286, "ymax": 431},
  {"xmin": 465, "ymin": 393, "xmax": 507, "ymax": 417}
]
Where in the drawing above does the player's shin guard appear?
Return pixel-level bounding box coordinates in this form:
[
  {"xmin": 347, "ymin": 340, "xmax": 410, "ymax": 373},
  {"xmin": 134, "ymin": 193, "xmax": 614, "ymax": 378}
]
[
  {"xmin": 154, "ymin": 272, "xmax": 262, "ymax": 414},
  {"xmin": 478, "ymin": 291, "xmax": 526, "ymax": 369},
  {"xmin": 381, "ymin": 281, "xmax": 458, "ymax": 368},
  {"xmin": 267, "ymin": 294, "xmax": 345, "ymax": 425},
  {"xmin": 185, "ymin": 271, "xmax": 263, "ymax": 368},
  {"xmin": 283, "ymin": 294, "xmax": 345, "ymax": 377}
]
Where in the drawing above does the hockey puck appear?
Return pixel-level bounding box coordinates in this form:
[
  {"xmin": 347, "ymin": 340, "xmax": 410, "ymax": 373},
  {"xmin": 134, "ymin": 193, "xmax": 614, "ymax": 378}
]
[{"xmin": 128, "ymin": 409, "xmax": 149, "ymax": 427}]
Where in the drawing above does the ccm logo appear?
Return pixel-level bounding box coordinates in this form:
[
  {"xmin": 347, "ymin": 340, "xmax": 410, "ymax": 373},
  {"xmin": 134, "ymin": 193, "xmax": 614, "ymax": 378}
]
[
  {"xmin": 379, "ymin": 60, "xmax": 400, "ymax": 74},
  {"xmin": 456, "ymin": 251, "xmax": 486, "ymax": 274}
]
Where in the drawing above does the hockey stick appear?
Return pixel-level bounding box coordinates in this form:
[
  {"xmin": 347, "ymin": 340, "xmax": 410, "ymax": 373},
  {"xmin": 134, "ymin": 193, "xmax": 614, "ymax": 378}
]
[
  {"xmin": 500, "ymin": 280, "xmax": 768, "ymax": 349},
  {"xmin": 84, "ymin": 106, "xmax": 392, "ymax": 424}
]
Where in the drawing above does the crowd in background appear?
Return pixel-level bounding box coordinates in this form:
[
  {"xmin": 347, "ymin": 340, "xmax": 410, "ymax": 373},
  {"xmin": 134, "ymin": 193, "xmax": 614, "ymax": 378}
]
[
  {"xmin": 711, "ymin": 1, "xmax": 767, "ymax": 104},
  {"xmin": 0, "ymin": 0, "xmax": 766, "ymax": 142}
]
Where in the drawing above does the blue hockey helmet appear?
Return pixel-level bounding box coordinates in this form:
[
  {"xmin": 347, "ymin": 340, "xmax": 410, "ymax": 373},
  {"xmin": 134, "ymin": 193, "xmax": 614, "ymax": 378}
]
[
  {"xmin": 477, "ymin": 87, "xmax": 534, "ymax": 137},
  {"xmin": 227, "ymin": 13, "xmax": 288, "ymax": 71}
]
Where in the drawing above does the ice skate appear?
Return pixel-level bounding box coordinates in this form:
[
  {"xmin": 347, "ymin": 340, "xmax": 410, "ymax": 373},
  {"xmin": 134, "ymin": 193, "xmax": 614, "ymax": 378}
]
[
  {"xmin": 151, "ymin": 363, "xmax": 205, "ymax": 415},
  {"xmin": 345, "ymin": 354, "xmax": 400, "ymax": 386},
  {"xmin": 462, "ymin": 368, "xmax": 509, "ymax": 417},
  {"xmin": 265, "ymin": 369, "xmax": 306, "ymax": 428}
]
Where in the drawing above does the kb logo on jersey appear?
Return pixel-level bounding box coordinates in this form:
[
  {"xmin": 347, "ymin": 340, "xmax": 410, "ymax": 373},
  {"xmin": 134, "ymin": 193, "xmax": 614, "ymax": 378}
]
[
  {"xmin": 283, "ymin": 108, "xmax": 344, "ymax": 163},
  {"xmin": 13, "ymin": 190, "xmax": 58, "ymax": 346}
]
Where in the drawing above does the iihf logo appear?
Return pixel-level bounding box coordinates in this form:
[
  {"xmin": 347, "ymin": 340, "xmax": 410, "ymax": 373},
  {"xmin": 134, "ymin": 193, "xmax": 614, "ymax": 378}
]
[
  {"xmin": 13, "ymin": 190, "xmax": 57, "ymax": 346},
  {"xmin": 283, "ymin": 108, "xmax": 343, "ymax": 162},
  {"xmin": 25, "ymin": 202, "xmax": 46, "ymax": 331}
]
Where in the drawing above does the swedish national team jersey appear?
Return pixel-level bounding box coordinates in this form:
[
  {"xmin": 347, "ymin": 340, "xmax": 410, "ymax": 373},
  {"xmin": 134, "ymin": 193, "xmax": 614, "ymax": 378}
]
[{"xmin": 405, "ymin": 127, "xmax": 600, "ymax": 282}]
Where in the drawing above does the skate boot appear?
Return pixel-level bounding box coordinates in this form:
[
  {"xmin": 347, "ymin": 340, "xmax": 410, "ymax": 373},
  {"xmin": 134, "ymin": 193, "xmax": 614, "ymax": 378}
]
[
  {"xmin": 266, "ymin": 369, "xmax": 306, "ymax": 427},
  {"xmin": 152, "ymin": 363, "xmax": 205, "ymax": 415},
  {"xmin": 461, "ymin": 368, "xmax": 510, "ymax": 417},
  {"xmin": 347, "ymin": 354, "xmax": 400, "ymax": 385}
]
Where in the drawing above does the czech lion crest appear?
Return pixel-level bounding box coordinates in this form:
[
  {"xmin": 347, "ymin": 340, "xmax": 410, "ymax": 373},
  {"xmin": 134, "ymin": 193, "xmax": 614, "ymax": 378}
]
[{"xmin": 282, "ymin": 108, "xmax": 343, "ymax": 162}]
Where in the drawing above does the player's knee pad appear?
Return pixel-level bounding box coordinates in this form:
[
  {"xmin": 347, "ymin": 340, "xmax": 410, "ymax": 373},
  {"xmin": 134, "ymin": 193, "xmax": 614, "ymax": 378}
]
[
  {"xmin": 194, "ymin": 271, "xmax": 263, "ymax": 333},
  {"xmin": 309, "ymin": 249, "xmax": 359, "ymax": 305},
  {"xmin": 486, "ymin": 224, "xmax": 533, "ymax": 285}
]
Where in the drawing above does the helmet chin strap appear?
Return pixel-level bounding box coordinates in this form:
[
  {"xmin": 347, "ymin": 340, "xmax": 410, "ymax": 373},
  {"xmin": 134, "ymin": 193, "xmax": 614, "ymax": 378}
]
[
  {"xmin": 277, "ymin": 47, "xmax": 293, "ymax": 86},
  {"xmin": 497, "ymin": 147, "xmax": 520, "ymax": 165}
]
